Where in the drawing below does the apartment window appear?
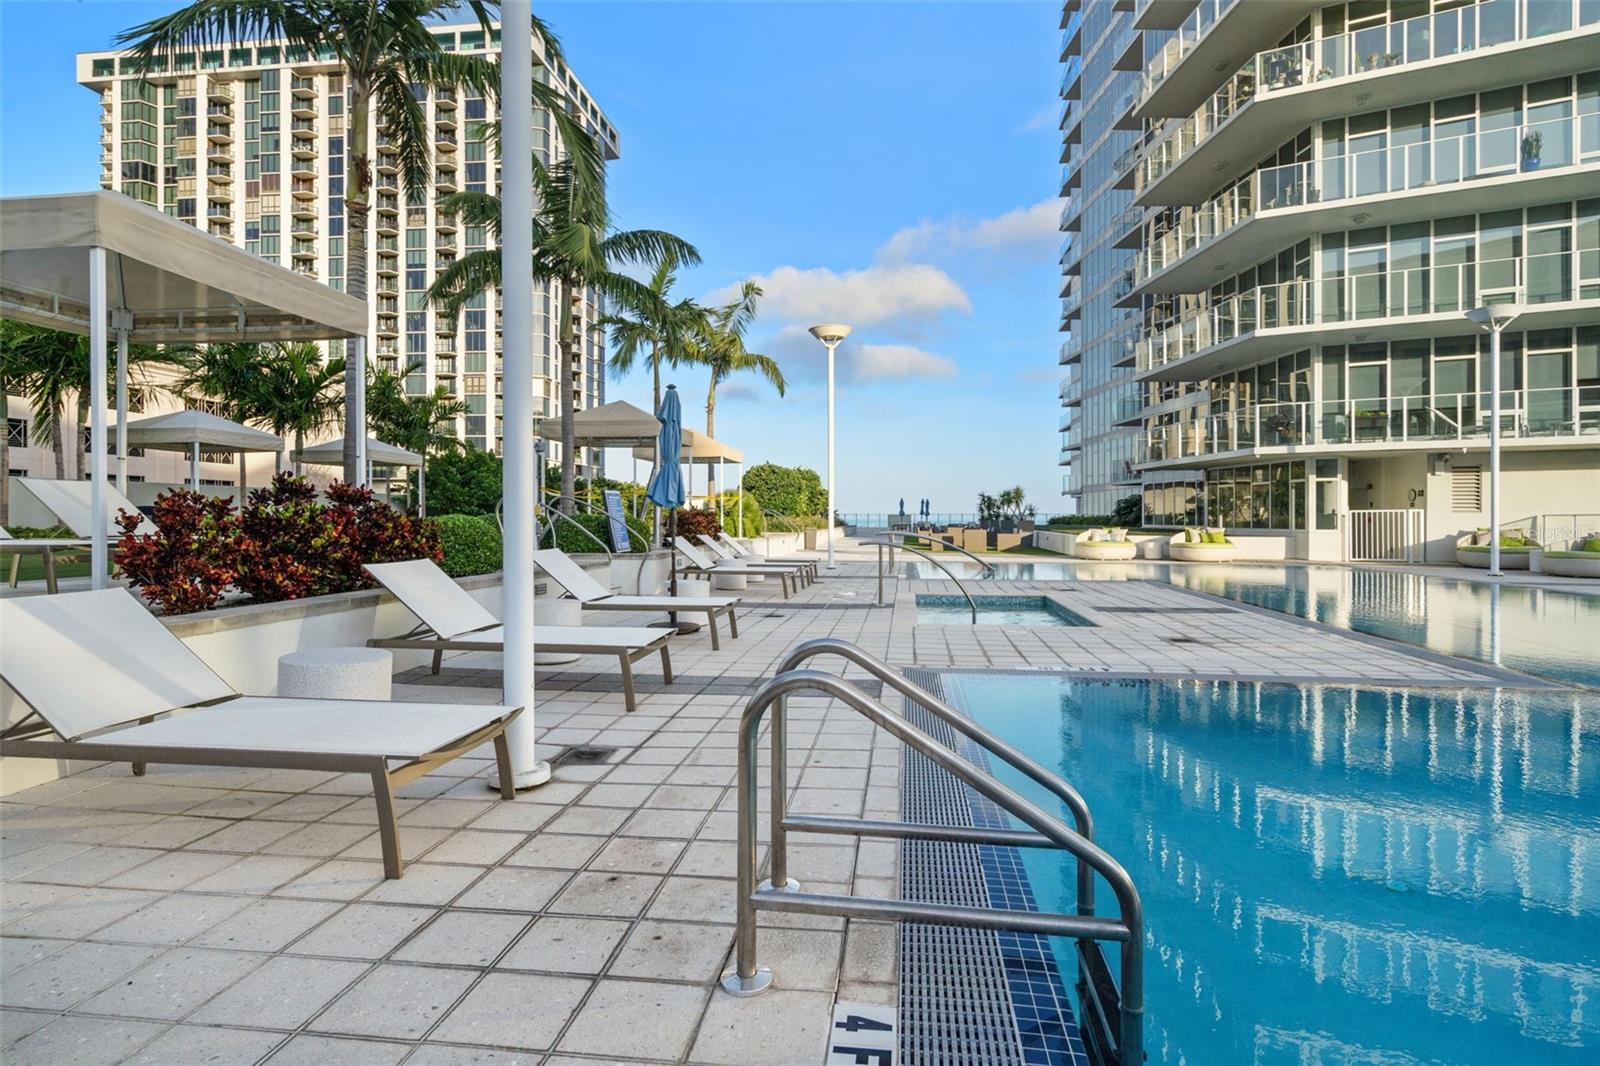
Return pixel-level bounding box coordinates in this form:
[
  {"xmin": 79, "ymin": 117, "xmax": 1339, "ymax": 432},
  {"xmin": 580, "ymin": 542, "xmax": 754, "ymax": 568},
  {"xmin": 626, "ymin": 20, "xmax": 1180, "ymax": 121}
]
[
  {"xmin": 1451, "ymin": 466, "xmax": 1483, "ymax": 512},
  {"xmin": 6, "ymin": 418, "xmax": 26, "ymax": 448}
]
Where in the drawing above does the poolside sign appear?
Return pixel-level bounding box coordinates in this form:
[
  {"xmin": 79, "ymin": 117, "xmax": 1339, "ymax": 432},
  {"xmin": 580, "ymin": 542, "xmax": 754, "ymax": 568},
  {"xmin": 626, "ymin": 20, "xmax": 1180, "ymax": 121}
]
[
  {"xmin": 827, "ymin": 1001, "xmax": 896, "ymax": 1065},
  {"xmin": 602, "ymin": 489, "xmax": 631, "ymax": 552}
]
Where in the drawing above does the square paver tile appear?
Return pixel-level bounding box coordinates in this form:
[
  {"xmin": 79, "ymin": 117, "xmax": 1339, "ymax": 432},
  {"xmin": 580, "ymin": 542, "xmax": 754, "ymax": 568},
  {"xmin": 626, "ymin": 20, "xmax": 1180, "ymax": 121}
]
[
  {"xmin": 453, "ymin": 867, "xmax": 570, "ymax": 912},
  {"xmin": 496, "ymin": 916, "xmax": 628, "ymax": 975},
  {"xmin": 0, "ymin": 941, "xmax": 162, "ymax": 1011},
  {"xmin": 77, "ymin": 945, "xmax": 264, "ymax": 1021},
  {"xmin": 287, "ymin": 903, "xmax": 434, "ymax": 959},
  {"xmin": 608, "ymin": 920, "xmax": 733, "ymax": 983},
  {"xmin": 689, "ymin": 987, "xmax": 834, "ymax": 1065},
  {"xmin": 312, "ymin": 963, "xmax": 476, "ymax": 1040},
  {"xmin": 4, "ymin": 1014, "xmax": 167, "ymax": 1065},
  {"xmin": 121, "ymin": 1024, "xmax": 284, "ymax": 1065},
  {"xmin": 190, "ymin": 898, "xmax": 343, "ymax": 953},
  {"xmin": 556, "ymin": 978, "xmax": 708, "ymax": 1059},
  {"xmin": 429, "ymin": 972, "xmax": 589, "ymax": 1049},
  {"xmin": 263, "ymin": 1034, "xmax": 410, "ymax": 1065},
  {"xmin": 191, "ymin": 955, "xmax": 369, "ymax": 1030},
  {"xmin": 547, "ymin": 871, "xmax": 661, "ymax": 918},
  {"xmin": 393, "ymin": 911, "xmax": 529, "ymax": 967}
]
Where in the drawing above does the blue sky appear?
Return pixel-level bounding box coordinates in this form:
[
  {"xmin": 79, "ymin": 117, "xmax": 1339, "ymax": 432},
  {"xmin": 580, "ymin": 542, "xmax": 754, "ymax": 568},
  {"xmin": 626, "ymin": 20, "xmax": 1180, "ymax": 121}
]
[{"xmin": 0, "ymin": 0, "xmax": 1065, "ymax": 517}]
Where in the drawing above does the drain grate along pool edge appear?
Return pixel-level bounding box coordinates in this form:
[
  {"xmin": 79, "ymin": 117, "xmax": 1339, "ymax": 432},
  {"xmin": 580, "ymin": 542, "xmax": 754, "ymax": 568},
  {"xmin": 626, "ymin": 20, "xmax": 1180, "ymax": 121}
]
[{"xmin": 899, "ymin": 668, "xmax": 1088, "ymax": 1066}]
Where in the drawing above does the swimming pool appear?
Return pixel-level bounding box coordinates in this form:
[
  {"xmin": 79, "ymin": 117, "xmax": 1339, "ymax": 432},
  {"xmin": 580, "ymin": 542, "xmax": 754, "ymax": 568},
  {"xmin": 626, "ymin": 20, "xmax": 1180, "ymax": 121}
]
[
  {"xmin": 901, "ymin": 560, "xmax": 1600, "ymax": 688},
  {"xmin": 915, "ymin": 594, "xmax": 1091, "ymax": 626},
  {"xmin": 941, "ymin": 672, "xmax": 1600, "ymax": 1065}
]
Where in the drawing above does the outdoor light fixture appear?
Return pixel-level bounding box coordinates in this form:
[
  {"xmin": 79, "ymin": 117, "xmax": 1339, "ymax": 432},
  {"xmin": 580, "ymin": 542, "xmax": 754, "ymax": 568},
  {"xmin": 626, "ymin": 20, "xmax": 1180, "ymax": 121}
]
[
  {"xmin": 809, "ymin": 323, "xmax": 851, "ymax": 571},
  {"xmin": 1465, "ymin": 298, "xmax": 1524, "ymax": 577}
]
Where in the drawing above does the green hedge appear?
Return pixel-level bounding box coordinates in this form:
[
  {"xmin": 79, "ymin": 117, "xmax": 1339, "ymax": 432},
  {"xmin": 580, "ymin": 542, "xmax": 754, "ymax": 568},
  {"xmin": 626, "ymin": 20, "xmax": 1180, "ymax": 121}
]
[
  {"xmin": 434, "ymin": 514, "xmax": 503, "ymax": 576},
  {"xmin": 540, "ymin": 511, "xmax": 651, "ymax": 553}
]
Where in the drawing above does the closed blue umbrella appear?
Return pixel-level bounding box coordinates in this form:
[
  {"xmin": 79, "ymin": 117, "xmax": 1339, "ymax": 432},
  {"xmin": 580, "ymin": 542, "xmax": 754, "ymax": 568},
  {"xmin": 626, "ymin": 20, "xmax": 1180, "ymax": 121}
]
[{"xmin": 646, "ymin": 386, "xmax": 690, "ymax": 612}]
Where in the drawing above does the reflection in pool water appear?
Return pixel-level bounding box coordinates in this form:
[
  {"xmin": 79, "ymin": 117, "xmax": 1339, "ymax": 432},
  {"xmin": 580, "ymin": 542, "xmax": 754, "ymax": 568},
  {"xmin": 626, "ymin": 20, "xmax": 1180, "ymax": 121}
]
[
  {"xmin": 900, "ymin": 560, "xmax": 1600, "ymax": 687},
  {"xmin": 945, "ymin": 672, "xmax": 1600, "ymax": 1066}
]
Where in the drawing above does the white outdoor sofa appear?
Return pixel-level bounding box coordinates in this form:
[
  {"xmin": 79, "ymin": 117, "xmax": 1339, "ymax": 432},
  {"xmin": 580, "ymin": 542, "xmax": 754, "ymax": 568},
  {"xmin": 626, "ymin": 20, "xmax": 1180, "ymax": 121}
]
[
  {"xmin": 0, "ymin": 587, "xmax": 520, "ymax": 879},
  {"xmin": 533, "ymin": 548, "xmax": 741, "ymax": 649},
  {"xmin": 1072, "ymin": 528, "xmax": 1137, "ymax": 561},
  {"xmin": 1168, "ymin": 529, "xmax": 1238, "ymax": 562},
  {"xmin": 364, "ymin": 559, "xmax": 676, "ymax": 712}
]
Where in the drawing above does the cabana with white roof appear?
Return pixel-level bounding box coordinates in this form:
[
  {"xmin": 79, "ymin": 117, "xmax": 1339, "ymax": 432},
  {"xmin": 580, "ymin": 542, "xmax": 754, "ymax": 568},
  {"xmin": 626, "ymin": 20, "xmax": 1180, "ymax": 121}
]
[
  {"xmin": 0, "ymin": 190, "xmax": 368, "ymax": 588},
  {"xmin": 111, "ymin": 408, "xmax": 285, "ymax": 491},
  {"xmin": 632, "ymin": 426, "xmax": 747, "ymax": 532}
]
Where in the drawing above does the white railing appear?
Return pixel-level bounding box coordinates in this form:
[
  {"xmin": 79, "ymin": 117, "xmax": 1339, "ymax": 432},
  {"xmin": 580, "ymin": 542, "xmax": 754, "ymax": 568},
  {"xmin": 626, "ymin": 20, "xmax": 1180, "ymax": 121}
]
[
  {"xmin": 1348, "ymin": 509, "xmax": 1426, "ymax": 562},
  {"xmin": 1136, "ymin": 116, "xmax": 1600, "ymax": 285},
  {"xmin": 1533, "ymin": 513, "xmax": 1600, "ymax": 547},
  {"xmin": 1137, "ymin": 0, "xmax": 1242, "ymax": 106},
  {"xmin": 1137, "ymin": 0, "xmax": 1600, "ymax": 195}
]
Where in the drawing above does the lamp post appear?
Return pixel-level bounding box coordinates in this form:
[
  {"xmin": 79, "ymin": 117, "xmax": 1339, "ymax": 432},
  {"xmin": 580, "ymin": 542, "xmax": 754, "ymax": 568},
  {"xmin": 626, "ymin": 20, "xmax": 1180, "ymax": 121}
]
[
  {"xmin": 808, "ymin": 323, "xmax": 851, "ymax": 570},
  {"xmin": 1465, "ymin": 299, "xmax": 1522, "ymax": 578}
]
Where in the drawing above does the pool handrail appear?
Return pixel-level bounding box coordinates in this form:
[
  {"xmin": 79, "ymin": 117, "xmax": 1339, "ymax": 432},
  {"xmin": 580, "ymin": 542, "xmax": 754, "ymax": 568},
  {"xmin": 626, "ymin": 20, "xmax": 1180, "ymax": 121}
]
[
  {"xmin": 868, "ymin": 538, "xmax": 978, "ymax": 622},
  {"xmin": 770, "ymin": 637, "xmax": 1099, "ymax": 917},
  {"xmin": 877, "ymin": 529, "xmax": 997, "ymax": 577},
  {"xmin": 719, "ymin": 661, "xmax": 1144, "ymax": 1066}
]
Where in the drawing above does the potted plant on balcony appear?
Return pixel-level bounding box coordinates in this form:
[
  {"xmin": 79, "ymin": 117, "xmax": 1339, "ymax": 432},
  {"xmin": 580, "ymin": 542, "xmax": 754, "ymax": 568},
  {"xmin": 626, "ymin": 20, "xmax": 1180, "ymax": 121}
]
[{"xmin": 1521, "ymin": 130, "xmax": 1543, "ymax": 172}]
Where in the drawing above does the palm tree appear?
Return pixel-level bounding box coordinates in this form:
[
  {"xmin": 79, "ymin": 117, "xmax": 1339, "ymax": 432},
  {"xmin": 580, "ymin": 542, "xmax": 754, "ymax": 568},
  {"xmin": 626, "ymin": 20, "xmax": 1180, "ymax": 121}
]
[
  {"xmin": 600, "ymin": 255, "xmax": 708, "ymax": 414},
  {"xmin": 116, "ymin": 2, "xmax": 592, "ymax": 486},
  {"xmin": 368, "ymin": 365, "xmax": 467, "ymax": 515},
  {"xmin": 182, "ymin": 342, "xmax": 344, "ymax": 472},
  {"xmin": 0, "ymin": 323, "xmax": 180, "ymax": 480},
  {"xmin": 428, "ymin": 159, "xmax": 699, "ymax": 510},
  {"xmin": 694, "ymin": 282, "xmax": 785, "ymax": 442}
]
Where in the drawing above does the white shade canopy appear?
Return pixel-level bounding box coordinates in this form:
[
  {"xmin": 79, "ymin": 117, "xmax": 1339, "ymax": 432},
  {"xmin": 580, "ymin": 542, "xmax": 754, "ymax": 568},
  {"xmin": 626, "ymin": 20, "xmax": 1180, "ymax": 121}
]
[
  {"xmin": 539, "ymin": 400, "xmax": 663, "ymax": 446},
  {"xmin": 111, "ymin": 409, "xmax": 284, "ymax": 454},
  {"xmin": 0, "ymin": 191, "xmax": 367, "ymax": 343},
  {"xmin": 296, "ymin": 436, "xmax": 423, "ymax": 467},
  {"xmin": 630, "ymin": 427, "xmax": 743, "ymax": 464}
]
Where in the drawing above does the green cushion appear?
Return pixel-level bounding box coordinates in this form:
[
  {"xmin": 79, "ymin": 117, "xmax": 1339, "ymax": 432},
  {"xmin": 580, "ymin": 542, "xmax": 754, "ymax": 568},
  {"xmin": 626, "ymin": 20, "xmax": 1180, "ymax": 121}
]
[
  {"xmin": 1201, "ymin": 529, "xmax": 1226, "ymax": 544},
  {"xmin": 1459, "ymin": 544, "xmax": 1532, "ymax": 553},
  {"xmin": 1546, "ymin": 550, "xmax": 1600, "ymax": 559},
  {"xmin": 1583, "ymin": 537, "xmax": 1600, "ymax": 553},
  {"xmin": 1184, "ymin": 527, "xmax": 1199, "ymax": 543}
]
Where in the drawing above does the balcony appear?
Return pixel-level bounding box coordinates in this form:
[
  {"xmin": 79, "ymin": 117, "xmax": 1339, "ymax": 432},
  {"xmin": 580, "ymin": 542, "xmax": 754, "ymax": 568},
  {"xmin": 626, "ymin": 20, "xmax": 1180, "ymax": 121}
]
[
  {"xmin": 205, "ymin": 122, "xmax": 233, "ymax": 144},
  {"xmin": 434, "ymin": 170, "xmax": 459, "ymax": 193},
  {"xmin": 291, "ymin": 261, "xmax": 317, "ymax": 278},
  {"xmin": 1135, "ymin": 0, "xmax": 1200, "ymax": 31},
  {"xmin": 207, "ymin": 222, "xmax": 233, "ymax": 240},
  {"xmin": 1137, "ymin": 253, "xmax": 1600, "ymax": 382},
  {"xmin": 435, "ymin": 211, "xmax": 458, "ymax": 233},
  {"xmin": 206, "ymin": 182, "xmax": 232, "ymax": 203},
  {"xmin": 376, "ymin": 133, "xmax": 399, "ymax": 155},
  {"xmin": 291, "ymin": 75, "xmax": 317, "ymax": 98},
  {"xmin": 376, "ymin": 154, "xmax": 399, "ymax": 175},
  {"xmin": 291, "ymin": 160, "xmax": 317, "ymax": 179},
  {"xmin": 375, "ymin": 214, "xmax": 399, "ymax": 236},
  {"xmin": 1135, "ymin": 0, "xmax": 1600, "ymax": 206},
  {"xmin": 291, "ymin": 199, "xmax": 318, "ymax": 220},
  {"xmin": 291, "ymin": 239, "xmax": 317, "ymax": 260},
  {"xmin": 290, "ymin": 118, "xmax": 318, "ymax": 140},
  {"xmin": 376, "ymin": 257, "xmax": 399, "ymax": 278},
  {"xmin": 205, "ymin": 79, "xmax": 233, "ymax": 104},
  {"xmin": 376, "ymin": 194, "xmax": 399, "ymax": 215},
  {"xmin": 205, "ymin": 165, "xmax": 232, "ymax": 182},
  {"xmin": 290, "ymin": 219, "xmax": 317, "ymax": 236},
  {"xmin": 1135, "ymin": 0, "xmax": 1317, "ymax": 120},
  {"xmin": 435, "ymin": 129, "xmax": 458, "ymax": 152},
  {"xmin": 435, "ymin": 87, "xmax": 457, "ymax": 110},
  {"xmin": 206, "ymin": 142, "xmax": 232, "ymax": 164},
  {"xmin": 434, "ymin": 153, "xmax": 458, "ymax": 172},
  {"xmin": 205, "ymin": 206, "xmax": 231, "ymax": 221},
  {"xmin": 290, "ymin": 178, "xmax": 317, "ymax": 200},
  {"xmin": 205, "ymin": 104, "xmax": 233, "ymax": 122},
  {"xmin": 1128, "ymin": 115, "xmax": 1600, "ymax": 301},
  {"xmin": 290, "ymin": 139, "xmax": 317, "ymax": 160},
  {"xmin": 1141, "ymin": 385, "xmax": 1600, "ymax": 469},
  {"xmin": 377, "ymin": 316, "xmax": 399, "ymax": 337},
  {"xmin": 291, "ymin": 96, "xmax": 317, "ymax": 119}
]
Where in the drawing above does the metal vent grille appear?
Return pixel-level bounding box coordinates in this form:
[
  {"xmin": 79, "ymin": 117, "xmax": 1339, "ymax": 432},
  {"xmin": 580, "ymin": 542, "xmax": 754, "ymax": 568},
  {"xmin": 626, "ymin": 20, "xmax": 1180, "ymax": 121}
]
[{"xmin": 1451, "ymin": 466, "xmax": 1483, "ymax": 512}]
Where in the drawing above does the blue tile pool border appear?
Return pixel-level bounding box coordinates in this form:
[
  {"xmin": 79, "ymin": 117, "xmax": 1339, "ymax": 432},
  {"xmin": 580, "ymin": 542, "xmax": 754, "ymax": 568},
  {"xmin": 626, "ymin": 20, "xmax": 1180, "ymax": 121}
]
[{"xmin": 915, "ymin": 594, "xmax": 1095, "ymax": 627}]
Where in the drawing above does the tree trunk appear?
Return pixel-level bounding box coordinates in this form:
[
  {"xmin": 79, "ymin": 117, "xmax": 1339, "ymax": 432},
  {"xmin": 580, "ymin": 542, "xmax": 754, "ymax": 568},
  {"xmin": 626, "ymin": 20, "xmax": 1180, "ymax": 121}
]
[
  {"xmin": 705, "ymin": 379, "xmax": 717, "ymax": 496},
  {"xmin": 342, "ymin": 80, "xmax": 374, "ymax": 485},
  {"xmin": 558, "ymin": 278, "xmax": 580, "ymax": 514},
  {"xmin": 294, "ymin": 429, "xmax": 305, "ymax": 476},
  {"xmin": 650, "ymin": 341, "xmax": 661, "ymax": 413},
  {"xmin": 0, "ymin": 384, "xmax": 10, "ymax": 524},
  {"xmin": 417, "ymin": 457, "xmax": 426, "ymax": 517},
  {"xmin": 51, "ymin": 406, "xmax": 65, "ymax": 481}
]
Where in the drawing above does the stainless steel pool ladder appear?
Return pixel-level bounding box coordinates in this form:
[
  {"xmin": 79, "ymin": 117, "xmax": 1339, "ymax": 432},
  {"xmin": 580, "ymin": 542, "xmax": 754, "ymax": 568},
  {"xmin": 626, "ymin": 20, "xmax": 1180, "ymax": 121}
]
[
  {"xmin": 865, "ymin": 537, "xmax": 980, "ymax": 622},
  {"xmin": 720, "ymin": 637, "xmax": 1144, "ymax": 1066}
]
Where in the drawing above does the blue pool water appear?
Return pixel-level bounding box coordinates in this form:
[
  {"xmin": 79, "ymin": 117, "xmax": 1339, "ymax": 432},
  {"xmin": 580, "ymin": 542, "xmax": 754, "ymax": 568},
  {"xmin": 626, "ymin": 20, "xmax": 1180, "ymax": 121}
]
[
  {"xmin": 944, "ymin": 672, "xmax": 1600, "ymax": 1066},
  {"xmin": 916, "ymin": 594, "xmax": 1091, "ymax": 627},
  {"xmin": 903, "ymin": 561, "xmax": 1600, "ymax": 688}
]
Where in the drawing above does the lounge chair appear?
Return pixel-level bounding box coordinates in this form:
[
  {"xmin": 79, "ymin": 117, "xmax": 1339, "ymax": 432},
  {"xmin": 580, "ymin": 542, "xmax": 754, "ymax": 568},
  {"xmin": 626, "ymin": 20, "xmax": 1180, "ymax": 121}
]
[
  {"xmin": 532, "ymin": 548, "xmax": 741, "ymax": 650},
  {"xmin": 670, "ymin": 537, "xmax": 795, "ymax": 599},
  {"xmin": 691, "ymin": 534, "xmax": 812, "ymax": 587},
  {"xmin": 714, "ymin": 532, "xmax": 819, "ymax": 583},
  {"xmin": 1542, "ymin": 534, "xmax": 1600, "ymax": 578},
  {"xmin": 1169, "ymin": 528, "xmax": 1237, "ymax": 562},
  {"xmin": 17, "ymin": 477, "xmax": 156, "ymax": 536},
  {"xmin": 1073, "ymin": 528, "xmax": 1137, "ymax": 561},
  {"xmin": 0, "ymin": 588, "xmax": 519, "ymax": 879},
  {"xmin": 1, "ymin": 526, "xmax": 90, "ymax": 594},
  {"xmin": 365, "ymin": 559, "xmax": 674, "ymax": 712}
]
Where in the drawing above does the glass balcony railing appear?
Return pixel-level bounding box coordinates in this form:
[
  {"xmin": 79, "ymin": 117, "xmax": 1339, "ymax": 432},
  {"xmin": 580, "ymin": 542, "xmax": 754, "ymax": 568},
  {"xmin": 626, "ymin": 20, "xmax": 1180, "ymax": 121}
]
[
  {"xmin": 1142, "ymin": 384, "xmax": 1600, "ymax": 463},
  {"xmin": 1136, "ymin": 0, "xmax": 1242, "ymax": 108},
  {"xmin": 1136, "ymin": 116, "xmax": 1600, "ymax": 285},
  {"xmin": 1137, "ymin": 0, "xmax": 1600, "ymax": 197},
  {"xmin": 1136, "ymin": 253, "xmax": 1592, "ymax": 373}
]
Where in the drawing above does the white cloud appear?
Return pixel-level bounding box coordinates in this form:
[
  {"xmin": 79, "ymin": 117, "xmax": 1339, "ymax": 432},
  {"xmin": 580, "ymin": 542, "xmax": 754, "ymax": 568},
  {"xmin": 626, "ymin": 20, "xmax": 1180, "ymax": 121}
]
[
  {"xmin": 706, "ymin": 263, "xmax": 970, "ymax": 331},
  {"xmin": 876, "ymin": 198, "xmax": 1060, "ymax": 264},
  {"xmin": 1017, "ymin": 102, "xmax": 1057, "ymax": 133},
  {"xmin": 853, "ymin": 343, "xmax": 957, "ymax": 382}
]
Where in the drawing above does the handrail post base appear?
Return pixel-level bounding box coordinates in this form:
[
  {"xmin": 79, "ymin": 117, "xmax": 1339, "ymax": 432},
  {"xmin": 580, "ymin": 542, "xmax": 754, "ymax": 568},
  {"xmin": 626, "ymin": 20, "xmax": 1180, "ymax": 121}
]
[
  {"xmin": 719, "ymin": 967, "xmax": 773, "ymax": 997},
  {"xmin": 759, "ymin": 877, "xmax": 801, "ymax": 893}
]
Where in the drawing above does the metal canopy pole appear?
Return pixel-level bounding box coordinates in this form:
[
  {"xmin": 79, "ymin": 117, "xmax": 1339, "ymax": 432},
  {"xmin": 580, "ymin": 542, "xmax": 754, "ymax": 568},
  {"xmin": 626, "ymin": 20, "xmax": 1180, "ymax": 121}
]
[
  {"xmin": 88, "ymin": 247, "xmax": 109, "ymax": 589},
  {"xmin": 190, "ymin": 442, "xmax": 200, "ymax": 490},
  {"xmin": 115, "ymin": 331, "xmax": 129, "ymax": 494},
  {"xmin": 499, "ymin": 0, "xmax": 548, "ymax": 790}
]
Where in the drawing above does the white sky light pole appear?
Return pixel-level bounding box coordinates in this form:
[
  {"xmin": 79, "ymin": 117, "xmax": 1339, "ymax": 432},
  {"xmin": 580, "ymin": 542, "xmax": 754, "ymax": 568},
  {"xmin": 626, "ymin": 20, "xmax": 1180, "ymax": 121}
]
[
  {"xmin": 809, "ymin": 323, "xmax": 850, "ymax": 570},
  {"xmin": 1465, "ymin": 298, "xmax": 1522, "ymax": 578},
  {"xmin": 499, "ymin": 1, "xmax": 548, "ymax": 790}
]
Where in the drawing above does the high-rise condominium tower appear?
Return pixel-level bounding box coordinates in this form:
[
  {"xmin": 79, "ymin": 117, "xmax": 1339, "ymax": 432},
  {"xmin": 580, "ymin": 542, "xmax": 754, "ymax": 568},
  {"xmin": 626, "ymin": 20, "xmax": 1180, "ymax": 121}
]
[
  {"xmin": 1062, "ymin": 0, "xmax": 1600, "ymax": 561},
  {"xmin": 77, "ymin": 21, "xmax": 620, "ymax": 474}
]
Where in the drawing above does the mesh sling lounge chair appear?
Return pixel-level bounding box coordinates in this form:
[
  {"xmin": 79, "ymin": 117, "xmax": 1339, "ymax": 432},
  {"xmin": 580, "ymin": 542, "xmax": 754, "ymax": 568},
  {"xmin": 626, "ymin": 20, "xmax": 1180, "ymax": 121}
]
[
  {"xmin": 18, "ymin": 477, "xmax": 157, "ymax": 537},
  {"xmin": 0, "ymin": 588, "xmax": 520, "ymax": 879},
  {"xmin": 712, "ymin": 532, "xmax": 819, "ymax": 583},
  {"xmin": 532, "ymin": 549, "xmax": 741, "ymax": 650},
  {"xmin": 692, "ymin": 534, "xmax": 812, "ymax": 588},
  {"xmin": 364, "ymin": 559, "xmax": 675, "ymax": 713},
  {"xmin": 669, "ymin": 537, "xmax": 795, "ymax": 600},
  {"xmin": 1, "ymin": 526, "xmax": 91, "ymax": 594}
]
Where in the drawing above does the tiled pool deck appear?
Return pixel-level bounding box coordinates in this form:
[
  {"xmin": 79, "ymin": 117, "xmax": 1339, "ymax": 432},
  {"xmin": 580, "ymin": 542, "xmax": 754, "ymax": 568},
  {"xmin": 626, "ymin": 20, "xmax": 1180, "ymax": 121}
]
[{"xmin": 0, "ymin": 544, "xmax": 1553, "ymax": 1065}]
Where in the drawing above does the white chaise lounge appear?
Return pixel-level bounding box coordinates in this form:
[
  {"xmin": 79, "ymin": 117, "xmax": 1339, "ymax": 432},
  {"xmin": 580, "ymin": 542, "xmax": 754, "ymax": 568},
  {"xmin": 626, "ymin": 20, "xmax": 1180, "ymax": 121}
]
[
  {"xmin": 713, "ymin": 532, "xmax": 819, "ymax": 583},
  {"xmin": 532, "ymin": 549, "xmax": 741, "ymax": 649},
  {"xmin": 670, "ymin": 537, "xmax": 796, "ymax": 599},
  {"xmin": 0, "ymin": 587, "xmax": 520, "ymax": 879},
  {"xmin": 365, "ymin": 559, "xmax": 675, "ymax": 712},
  {"xmin": 18, "ymin": 477, "xmax": 156, "ymax": 536}
]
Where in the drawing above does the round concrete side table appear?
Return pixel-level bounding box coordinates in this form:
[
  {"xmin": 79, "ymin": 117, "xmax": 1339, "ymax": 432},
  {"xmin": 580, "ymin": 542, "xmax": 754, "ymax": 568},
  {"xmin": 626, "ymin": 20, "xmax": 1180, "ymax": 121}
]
[
  {"xmin": 534, "ymin": 596, "xmax": 582, "ymax": 664},
  {"xmin": 278, "ymin": 647, "xmax": 392, "ymax": 700},
  {"xmin": 711, "ymin": 572, "xmax": 748, "ymax": 592}
]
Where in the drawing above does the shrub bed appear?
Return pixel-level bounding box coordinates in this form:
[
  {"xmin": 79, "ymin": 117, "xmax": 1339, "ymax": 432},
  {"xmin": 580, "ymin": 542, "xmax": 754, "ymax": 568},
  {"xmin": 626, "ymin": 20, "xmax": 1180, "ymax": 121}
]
[
  {"xmin": 436, "ymin": 514, "xmax": 503, "ymax": 576},
  {"xmin": 539, "ymin": 511, "xmax": 651, "ymax": 553}
]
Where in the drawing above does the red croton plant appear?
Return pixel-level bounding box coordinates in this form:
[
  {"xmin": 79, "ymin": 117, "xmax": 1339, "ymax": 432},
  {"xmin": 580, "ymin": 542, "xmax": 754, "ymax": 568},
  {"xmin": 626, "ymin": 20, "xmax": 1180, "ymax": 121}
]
[{"xmin": 115, "ymin": 473, "xmax": 441, "ymax": 614}]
